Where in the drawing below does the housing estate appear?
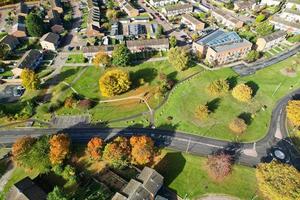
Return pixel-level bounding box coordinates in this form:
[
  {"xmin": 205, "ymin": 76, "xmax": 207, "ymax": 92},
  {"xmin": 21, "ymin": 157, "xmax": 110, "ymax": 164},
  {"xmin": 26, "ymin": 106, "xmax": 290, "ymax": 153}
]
[
  {"xmin": 256, "ymin": 30, "xmax": 286, "ymax": 51},
  {"xmin": 286, "ymin": 0, "xmax": 300, "ymax": 10},
  {"xmin": 11, "ymin": 15, "xmax": 27, "ymax": 38},
  {"xmin": 270, "ymin": 15, "xmax": 300, "ymax": 34},
  {"xmin": 40, "ymin": 32, "xmax": 60, "ymax": 51},
  {"xmin": 260, "ymin": 0, "xmax": 282, "ymax": 6},
  {"xmin": 211, "ymin": 8, "xmax": 244, "ymax": 29},
  {"xmin": 47, "ymin": 9, "xmax": 65, "ymax": 34},
  {"xmin": 126, "ymin": 38, "xmax": 170, "ymax": 52},
  {"xmin": 149, "ymin": 0, "xmax": 178, "ymax": 7},
  {"xmin": 181, "ymin": 14, "xmax": 205, "ymax": 31},
  {"xmin": 123, "ymin": 2, "xmax": 139, "ymax": 17},
  {"xmin": 50, "ymin": 0, "xmax": 63, "ymax": 14},
  {"xmin": 162, "ymin": 3, "xmax": 193, "ymax": 17},
  {"xmin": 0, "ymin": 35, "xmax": 20, "ymax": 50}
]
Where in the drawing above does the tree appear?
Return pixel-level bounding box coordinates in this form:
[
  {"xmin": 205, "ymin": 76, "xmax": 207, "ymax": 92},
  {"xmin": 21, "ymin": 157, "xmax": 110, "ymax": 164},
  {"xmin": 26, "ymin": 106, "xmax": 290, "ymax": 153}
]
[
  {"xmin": 47, "ymin": 186, "xmax": 68, "ymax": 200},
  {"xmin": 169, "ymin": 36, "xmax": 177, "ymax": 48},
  {"xmin": 195, "ymin": 104, "xmax": 209, "ymax": 121},
  {"xmin": 12, "ymin": 136, "xmax": 36, "ymax": 164},
  {"xmin": 49, "ymin": 134, "xmax": 70, "ymax": 165},
  {"xmin": 168, "ymin": 47, "xmax": 190, "ymax": 71},
  {"xmin": 232, "ymin": 83, "xmax": 253, "ymax": 102},
  {"xmin": 286, "ymin": 100, "xmax": 300, "ymax": 127},
  {"xmin": 255, "ymin": 14, "xmax": 266, "ymax": 22},
  {"xmin": 256, "ymin": 161, "xmax": 300, "ymax": 200},
  {"xmin": 112, "ymin": 44, "xmax": 131, "ymax": 67},
  {"xmin": 255, "ymin": 22, "xmax": 273, "ymax": 36},
  {"xmin": 224, "ymin": 1, "xmax": 234, "ymax": 9},
  {"xmin": 20, "ymin": 68, "xmax": 40, "ymax": 90},
  {"xmin": 207, "ymin": 79, "xmax": 229, "ymax": 96},
  {"xmin": 103, "ymin": 136, "xmax": 131, "ymax": 169},
  {"xmin": 86, "ymin": 137, "xmax": 104, "ymax": 160},
  {"xmin": 229, "ymin": 118, "xmax": 247, "ymax": 134},
  {"xmin": 99, "ymin": 68, "xmax": 131, "ymax": 97},
  {"xmin": 106, "ymin": 9, "xmax": 119, "ymax": 20},
  {"xmin": 0, "ymin": 43, "xmax": 11, "ymax": 60},
  {"xmin": 130, "ymin": 135, "xmax": 154, "ymax": 165},
  {"xmin": 93, "ymin": 51, "xmax": 111, "ymax": 67},
  {"xmin": 25, "ymin": 12, "xmax": 46, "ymax": 37},
  {"xmin": 206, "ymin": 153, "xmax": 232, "ymax": 181},
  {"xmin": 156, "ymin": 24, "xmax": 164, "ymax": 38},
  {"xmin": 245, "ymin": 50, "xmax": 260, "ymax": 63}
]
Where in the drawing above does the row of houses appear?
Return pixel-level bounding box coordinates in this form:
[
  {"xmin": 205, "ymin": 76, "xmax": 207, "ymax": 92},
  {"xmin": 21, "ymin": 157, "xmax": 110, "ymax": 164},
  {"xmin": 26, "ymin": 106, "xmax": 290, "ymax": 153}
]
[
  {"xmin": 181, "ymin": 14, "xmax": 205, "ymax": 31},
  {"xmin": 87, "ymin": 0, "xmax": 103, "ymax": 37},
  {"xmin": 211, "ymin": 8, "xmax": 244, "ymax": 29},
  {"xmin": 162, "ymin": 3, "xmax": 193, "ymax": 17},
  {"xmin": 149, "ymin": 0, "xmax": 178, "ymax": 7}
]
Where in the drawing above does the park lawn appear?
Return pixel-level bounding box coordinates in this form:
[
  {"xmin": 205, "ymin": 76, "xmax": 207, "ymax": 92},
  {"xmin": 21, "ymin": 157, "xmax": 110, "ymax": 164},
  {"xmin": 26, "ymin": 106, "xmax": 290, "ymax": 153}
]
[
  {"xmin": 154, "ymin": 150, "xmax": 258, "ymax": 200},
  {"xmin": 155, "ymin": 54, "xmax": 300, "ymax": 142},
  {"xmin": 66, "ymin": 54, "xmax": 86, "ymax": 63}
]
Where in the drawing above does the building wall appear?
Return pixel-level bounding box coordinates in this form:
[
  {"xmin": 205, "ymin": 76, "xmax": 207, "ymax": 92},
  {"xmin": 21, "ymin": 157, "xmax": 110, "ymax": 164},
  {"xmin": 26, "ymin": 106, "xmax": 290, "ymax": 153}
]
[
  {"xmin": 149, "ymin": 0, "xmax": 178, "ymax": 7},
  {"xmin": 128, "ymin": 44, "xmax": 169, "ymax": 52},
  {"xmin": 41, "ymin": 41, "xmax": 56, "ymax": 51},
  {"xmin": 280, "ymin": 12, "xmax": 300, "ymax": 21},
  {"xmin": 163, "ymin": 6, "xmax": 193, "ymax": 16},
  {"xmin": 260, "ymin": 0, "xmax": 281, "ymax": 6},
  {"xmin": 181, "ymin": 17, "xmax": 205, "ymax": 31},
  {"xmin": 286, "ymin": 2, "xmax": 300, "ymax": 10}
]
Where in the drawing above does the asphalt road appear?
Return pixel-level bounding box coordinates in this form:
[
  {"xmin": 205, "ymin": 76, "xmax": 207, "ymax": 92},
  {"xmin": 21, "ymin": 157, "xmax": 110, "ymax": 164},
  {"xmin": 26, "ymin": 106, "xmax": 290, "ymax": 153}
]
[{"xmin": 0, "ymin": 88, "xmax": 300, "ymax": 168}]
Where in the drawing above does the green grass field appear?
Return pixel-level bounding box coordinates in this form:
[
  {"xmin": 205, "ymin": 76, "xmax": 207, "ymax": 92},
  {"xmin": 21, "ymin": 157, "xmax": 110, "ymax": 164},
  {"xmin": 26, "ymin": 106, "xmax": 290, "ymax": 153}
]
[
  {"xmin": 66, "ymin": 54, "xmax": 87, "ymax": 63},
  {"xmin": 155, "ymin": 150, "xmax": 258, "ymax": 199},
  {"xmin": 155, "ymin": 54, "xmax": 300, "ymax": 141}
]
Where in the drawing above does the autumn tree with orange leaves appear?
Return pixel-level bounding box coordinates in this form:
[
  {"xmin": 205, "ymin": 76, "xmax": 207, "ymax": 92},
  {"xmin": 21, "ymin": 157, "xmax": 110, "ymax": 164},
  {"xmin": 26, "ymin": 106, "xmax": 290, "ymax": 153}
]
[
  {"xmin": 49, "ymin": 134, "xmax": 70, "ymax": 165},
  {"xmin": 86, "ymin": 137, "xmax": 105, "ymax": 160},
  {"xmin": 12, "ymin": 136, "xmax": 36, "ymax": 164},
  {"xmin": 130, "ymin": 135, "xmax": 154, "ymax": 165},
  {"xmin": 103, "ymin": 136, "xmax": 131, "ymax": 168}
]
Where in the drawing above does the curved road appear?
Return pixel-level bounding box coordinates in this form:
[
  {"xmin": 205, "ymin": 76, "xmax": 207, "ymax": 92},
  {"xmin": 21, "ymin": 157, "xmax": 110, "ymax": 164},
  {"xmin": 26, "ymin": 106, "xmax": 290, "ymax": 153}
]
[{"xmin": 0, "ymin": 89, "xmax": 300, "ymax": 168}]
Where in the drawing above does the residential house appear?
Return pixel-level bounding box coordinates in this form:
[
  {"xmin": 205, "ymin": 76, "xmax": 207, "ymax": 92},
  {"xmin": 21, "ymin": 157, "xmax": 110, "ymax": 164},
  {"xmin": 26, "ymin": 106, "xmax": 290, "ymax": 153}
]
[
  {"xmin": 40, "ymin": 32, "xmax": 60, "ymax": 51},
  {"xmin": 149, "ymin": 0, "xmax": 179, "ymax": 7},
  {"xmin": 260, "ymin": 0, "xmax": 282, "ymax": 6},
  {"xmin": 16, "ymin": 1, "xmax": 28, "ymax": 16},
  {"xmin": 11, "ymin": 15, "xmax": 27, "ymax": 38},
  {"xmin": 12, "ymin": 49, "xmax": 43, "ymax": 77},
  {"xmin": 181, "ymin": 14, "xmax": 205, "ymax": 31},
  {"xmin": 162, "ymin": 3, "xmax": 193, "ymax": 17},
  {"xmin": 48, "ymin": 10, "xmax": 65, "ymax": 34},
  {"xmin": 206, "ymin": 39, "xmax": 252, "ymax": 65},
  {"xmin": 87, "ymin": 0, "xmax": 103, "ymax": 36},
  {"xmin": 50, "ymin": 0, "xmax": 63, "ymax": 14},
  {"xmin": 6, "ymin": 177, "xmax": 47, "ymax": 200},
  {"xmin": 211, "ymin": 8, "xmax": 244, "ymax": 29},
  {"xmin": 112, "ymin": 167, "xmax": 164, "ymax": 200},
  {"xmin": 126, "ymin": 38, "xmax": 169, "ymax": 52},
  {"xmin": 82, "ymin": 45, "xmax": 114, "ymax": 62},
  {"xmin": 286, "ymin": 0, "xmax": 300, "ymax": 10},
  {"xmin": 128, "ymin": 24, "xmax": 147, "ymax": 37},
  {"xmin": 270, "ymin": 15, "xmax": 300, "ymax": 34},
  {"xmin": 256, "ymin": 30, "xmax": 286, "ymax": 51},
  {"xmin": 233, "ymin": 0, "xmax": 256, "ymax": 11},
  {"xmin": 123, "ymin": 2, "xmax": 139, "ymax": 17},
  {"xmin": 0, "ymin": 35, "xmax": 20, "ymax": 50},
  {"xmin": 280, "ymin": 9, "xmax": 300, "ymax": 21}
]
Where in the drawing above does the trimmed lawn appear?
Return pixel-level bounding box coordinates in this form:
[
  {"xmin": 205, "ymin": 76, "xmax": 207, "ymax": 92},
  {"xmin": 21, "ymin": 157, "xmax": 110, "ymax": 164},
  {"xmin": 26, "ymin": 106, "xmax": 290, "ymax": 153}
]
[
  {"xmin": 66, "ymin": 54, "xmax": 87, "ymax": 63},
  {"xmin": 155, "ymin": 54, "xmax": 300, "ymax": 141},
  {"xmin": 155, "ymin": 150, "xmax": 258, "ymax": 199}
]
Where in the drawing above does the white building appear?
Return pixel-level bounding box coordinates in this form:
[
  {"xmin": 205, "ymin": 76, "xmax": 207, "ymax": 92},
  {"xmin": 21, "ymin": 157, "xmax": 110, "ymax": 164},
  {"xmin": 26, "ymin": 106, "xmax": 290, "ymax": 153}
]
[
  {"xmin": 270, "ymin": 15, "xmax": 300, "ymax": 34},
  {"xmin": 40, "ymin": 32, "xmax": 60, "ymax": 51},
  {"xmin": 181, "ymin": 14, "xmax": 205, "ymax": 31},
  {"xmin": 260, "ymin": 0, "xmax": 281, "ymax": 6},
  {"xmin": 286, "ymin": 0, "xmax": 300, "ymax": 10},
  {"xmin": 280, "ymin": 9, "xmax": 300, "ymax": 21},
  {"xmin": 149, "ymin": 0, "xmax": 178, "ymax": 7},
  {"xmin": 211, "ymin": 8, "xmax": 244, "ymax": 29}
]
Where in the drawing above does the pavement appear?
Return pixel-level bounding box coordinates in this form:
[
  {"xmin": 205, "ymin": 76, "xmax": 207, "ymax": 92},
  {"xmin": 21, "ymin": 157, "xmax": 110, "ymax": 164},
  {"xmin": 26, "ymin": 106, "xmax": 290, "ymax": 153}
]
[{"xmin": 0, "ymin": 88, "xmax": 299, "ymax": 168}]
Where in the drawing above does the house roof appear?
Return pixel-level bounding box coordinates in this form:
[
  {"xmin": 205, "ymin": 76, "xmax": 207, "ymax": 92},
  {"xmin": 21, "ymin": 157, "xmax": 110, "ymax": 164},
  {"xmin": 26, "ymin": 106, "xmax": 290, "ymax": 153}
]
[
  {"xmin": 17, "ymin": 1, "xmax": 28, "ymax": 15},
  {"xmin": 182, "ymin": 14, "xmax": 204, "ymax": 26},
  {"xmin": 137, "ymin": 167, "xmax": 164, "ymax": 195},
  {"xmin": 40, "ymin": 32, "xmax": 59, "ymax": 44},
  {"xmin": 126, "ymin": 38, "xmax": 169, "ymax": 48},
  {"xmin": 260, "ymin": 30, "xmax": 286, "ymax": 42},
  {"xmin": 123, "ymin": 179, "xmax": 152, "ymax": 200},
  {"xmin": 211, "ymin": 39, "xmax": 252, "ymax": 53},
  {"xmin": 82, "ymin": 45, "xmax": 115, "ymax": 54},
  {"xmin": 212, "ymin": 8, "xmax": 242, "ymax": 25},
  {"xmin": 48, "ymin": 9, "xmax": 63, "ymax": 25},
  {"xmin": 287, "ymin": 0, "xmax": 300, "ymax": 4},
  {"xmin": 0, "ymin": 35, "xmax": 19, "ymax": 49},
  {"xmin": 50, "ymin": 0, "xmax": 62, "ymax": 8},
  {"xmin": 112, "ymin": 192, "xmax": 127, "ymax": 200},
  {"xmin": 283, "ymin": 8, "xmax": 300, "ymax": 16},
  {"xmin": 164, "ymin": 3, "xmax": 193, "ymax": 12},
  {"xmin": 16, "ymin": 49, "xmax": 42, "ymax": 69},
  {"xmin": 7, "ymin": 177, "xmax": 47, "ymax": 200},
  {"xmin": 270, "ymin": 15, "xmax": 300, "ymax": 29}
]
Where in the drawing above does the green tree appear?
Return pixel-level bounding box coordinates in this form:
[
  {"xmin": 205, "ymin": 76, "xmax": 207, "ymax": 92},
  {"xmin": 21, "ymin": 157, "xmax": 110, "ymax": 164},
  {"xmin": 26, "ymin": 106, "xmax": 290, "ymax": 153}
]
[
  {"xmin": 168, "ymin": 47, "xmax": 190, "ymax": 71},
  {"xmin": 245, "ymin": 50, "xmax": 260, "ymax": 63},
  {"xmin": 255, "ymin": 14, "xmax": 266, "ymax": 22},
  {"xmin": 106, "ymin": 9, "xmax": 119, "ymax": 20},
  {"xmin": 20, "ymin": 68, "xmax": 40, "ymax": 90},
  {"xmin": 169, "ymin": 36, "xmax": 177, "ymax": 48},
  {"xmin": 156, "ymin": 24, "xmax": 164, "ymax": 38},
  {"xmin": 25, "ymin": 12, "xmax": 46, "ymax": 37},
  {"xmin": 224, "ymin": 1, "xmax": 234, "ymax": 9},
  {"xmin": 256, "ymin": 161, "xmax": 300, "ymax": 200},
  {"xmin": 47, "ymin": 186, "xmax": 68, "ymax": 200},
  {"xmin": 99, "ymin": 68, "xmax": 131, "ymax": 97},
  {"xmin": 0, "ymin": 43, "xmax": 11, "ymax": 60},
  {"xmin": 112, "ymin": 44, "xmax": 131, "ymax": 67},
  {"xmin": 255, "ymin": 22, "xmax": 273, "ymax": 36}
]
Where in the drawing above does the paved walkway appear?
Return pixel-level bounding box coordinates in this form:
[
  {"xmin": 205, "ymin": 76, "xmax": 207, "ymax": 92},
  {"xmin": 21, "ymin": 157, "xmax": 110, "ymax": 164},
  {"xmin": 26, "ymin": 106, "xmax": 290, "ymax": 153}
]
[{"xmin": 0, "ymin": 162, "xmax": 13, "ymax": 192}]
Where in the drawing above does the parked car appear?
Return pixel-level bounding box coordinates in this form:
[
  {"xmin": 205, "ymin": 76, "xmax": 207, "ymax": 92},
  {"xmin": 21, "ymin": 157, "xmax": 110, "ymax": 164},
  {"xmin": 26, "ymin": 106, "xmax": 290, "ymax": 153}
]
[{"xmin": 0, "ymin": 68, "xmax": 4, "ymax": 73}]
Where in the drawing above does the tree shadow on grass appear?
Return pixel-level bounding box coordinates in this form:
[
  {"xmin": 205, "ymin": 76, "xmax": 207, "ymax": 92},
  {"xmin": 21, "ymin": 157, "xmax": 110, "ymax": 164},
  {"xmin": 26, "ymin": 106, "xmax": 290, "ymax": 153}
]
[
  {"xmin": 130, "ymin": 68, "xmax": 158, "ymax": 88},
  {"xmin": 206, "ymin": 98, "xmax": 221, "ymax": 113},
  {"xmin": 42, "ymin": 68, "xmax": 80, "ymax": 88},
  {"xmin": 226, "ymin": 76, "xmax": 238, "ymax": 90},
  {"xmin": 167, "ymin": 71, "xmax": 178, "ymax": 83},
  {"xmin": 245, "ymin": 81, "xmax": 259, "ymax": 97},
  {"xmin": 238, "ymin": 112, "xmax": 253, "ymax": 125}
]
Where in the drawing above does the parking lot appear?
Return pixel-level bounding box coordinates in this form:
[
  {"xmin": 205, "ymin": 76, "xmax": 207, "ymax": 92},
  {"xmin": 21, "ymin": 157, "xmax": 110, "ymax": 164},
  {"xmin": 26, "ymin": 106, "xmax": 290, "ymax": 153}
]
[{"xmin": 0, "ymin": 83, "xmax": 23, "ymax": 103}]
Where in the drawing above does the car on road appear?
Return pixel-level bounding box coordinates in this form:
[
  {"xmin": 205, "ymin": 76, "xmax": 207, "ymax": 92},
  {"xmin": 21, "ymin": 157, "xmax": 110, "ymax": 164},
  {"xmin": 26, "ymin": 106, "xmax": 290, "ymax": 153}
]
[{"xmin": 68, "ymin": 46, "xmax": 74, "ymax": 51}]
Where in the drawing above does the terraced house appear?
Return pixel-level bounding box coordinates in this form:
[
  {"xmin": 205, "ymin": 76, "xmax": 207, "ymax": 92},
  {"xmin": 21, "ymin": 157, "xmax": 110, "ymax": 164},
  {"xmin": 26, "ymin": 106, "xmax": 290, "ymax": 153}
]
[
  {"xmin": 181, "ymin": 14, "xmax": 205, "ymax": 31},
  {"xmin": 211, "ymin": 8, "xmax": 244, "ymax": 29},
  {"xmin": 256, "ymin": 30, "xmax": 286, "ymax": 52},
  {"xmin": 162, "ymin": 3, "xmax": 193, "ymax": 17},
  {"xmin": 149, "ymin": 0, "xmax": 178, "ymax": 7}
]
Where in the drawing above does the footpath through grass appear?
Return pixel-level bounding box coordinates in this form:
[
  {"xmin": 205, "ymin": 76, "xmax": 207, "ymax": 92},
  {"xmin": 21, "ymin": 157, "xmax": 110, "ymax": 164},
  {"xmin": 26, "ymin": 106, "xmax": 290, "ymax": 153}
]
[
  {"xmin": 155, "ymin": 54, "xmax": 300, "ymax": 142},
  {"xmin": 155, "ymin": 150, "xmax": 258, "ymax": 200}
]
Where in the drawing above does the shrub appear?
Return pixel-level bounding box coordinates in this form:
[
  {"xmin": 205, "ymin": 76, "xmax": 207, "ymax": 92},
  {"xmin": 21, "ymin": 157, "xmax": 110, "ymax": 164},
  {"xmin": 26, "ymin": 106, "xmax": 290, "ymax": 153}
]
[
  {"xmin": 229, "ymin": 118, "xmax": 247, "ymax": 134},
  {"xmin": 77, "ymin": 99, "xmax": 93, "ymax": 110},
  {"xmin": 195, "ymin": 104, "xmax": 209, "ymax": 121}
]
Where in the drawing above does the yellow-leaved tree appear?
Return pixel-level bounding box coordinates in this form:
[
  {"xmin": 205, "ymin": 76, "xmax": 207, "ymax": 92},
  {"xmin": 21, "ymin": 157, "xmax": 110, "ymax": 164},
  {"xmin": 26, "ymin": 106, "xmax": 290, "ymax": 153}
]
[
  {"xmin": 20, "ymin": 68, "xmax": 40, "ymax": 90},
  {"xmin": 195, "ymin": 104, "xmax": 209, "ymax": 121},
  {"xmin": 229, "ymin": 118, "xmax": 247, "ymax": 134},
  {"xmin": 99, "ymin": 68, "xmax": 131, "ymax": 97},
  {"xmin": 256, "ymin": 161, "xmax": 300, "ymax": 200},
  {"xmin": 130, "ymin": 135, "xmax": 154, "ymax": 165},
  {"xmin": 286, "ymin": 100, "xmax": 300, "ymax": 127},
  {"xmin": 93, "ymin": 51, "xmax": 111, "ymax": 67},
  {"xmin": 232, "ymin": 83, "xmax": 252, "ymax": 102},
  {"xmin": 49, "ymin": 134, "xmax": 70, "ymax": 165}
]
